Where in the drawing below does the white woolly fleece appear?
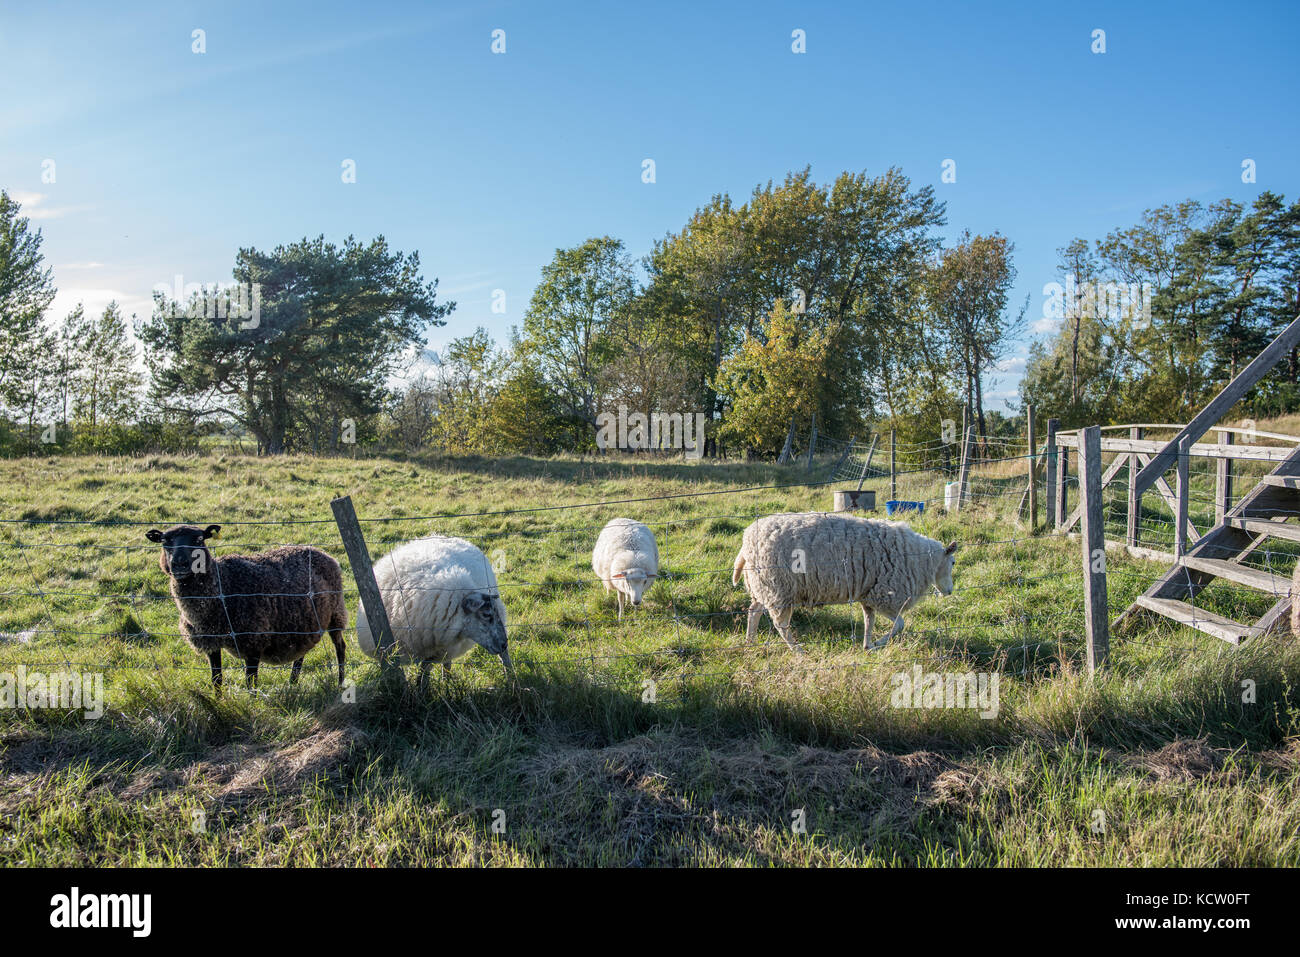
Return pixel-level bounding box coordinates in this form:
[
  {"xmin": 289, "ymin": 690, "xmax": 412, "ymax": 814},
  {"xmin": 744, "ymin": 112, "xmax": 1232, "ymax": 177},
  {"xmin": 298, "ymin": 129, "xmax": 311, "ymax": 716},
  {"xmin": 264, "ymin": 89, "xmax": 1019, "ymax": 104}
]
[
  {"xmin": 356, "ymin": 535, "xmax": 506, "ymax": 664},
  {"xmin": 591, "ymin": 518, "xmax": 659, "ymax": 601},
  {"xmin": 732, "ymin": 512, "xmax": 952, "ymax": 617}
]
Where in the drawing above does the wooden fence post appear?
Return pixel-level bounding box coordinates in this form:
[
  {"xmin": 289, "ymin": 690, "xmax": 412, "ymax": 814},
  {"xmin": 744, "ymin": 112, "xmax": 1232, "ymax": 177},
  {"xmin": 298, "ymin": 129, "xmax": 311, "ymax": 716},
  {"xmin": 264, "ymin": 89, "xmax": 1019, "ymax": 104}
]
[
  {"xmin": 331, "ymin": 495, "xmax": 401, "ymax": 679},
  {"xmin": 777, "ymin": 417, "xmax": 796, "ymax": 464},
  {"xmin": 1055, "ymin": 439, "xmax": 1069, "ymax": 530},
  {"xmin": 1127, "ymin": 426, "xmax": 1143, "ymax": 547},
  {"xmin": 890, "ymin": 428, "xmax": 897, "ymax": 502},
  {"xmin": 805, "ymin": 413, "xmax": 818, "ymax": 471},
  {"xmin": 1079, "ymin": 425, "xmax": 1109, "ymax": 674},
  {"xmin": 831, "ymin": 435, "xmax": 856, "ymax": 476},
  {"xmin": 956, "ymin": 426, "xmax": 974, "ymax": 511},
  {"xmin": 1045, "ymin": 417, "xmax": 1058, "ymax": 532},
  {"xmin": 1216, "ymin": 429, "xmax": 1234, "ymax": 525},
  {"xmin": 1027, "ymin": 405, "xmax": 1038, "ymax": 528},
  {"xmin": 855, "ymin": 433, "xmax": 878, "ymax": 491},
  {"xmin": 1175, "ymin": 434, "xmax": 1190, "ymax": 558}
]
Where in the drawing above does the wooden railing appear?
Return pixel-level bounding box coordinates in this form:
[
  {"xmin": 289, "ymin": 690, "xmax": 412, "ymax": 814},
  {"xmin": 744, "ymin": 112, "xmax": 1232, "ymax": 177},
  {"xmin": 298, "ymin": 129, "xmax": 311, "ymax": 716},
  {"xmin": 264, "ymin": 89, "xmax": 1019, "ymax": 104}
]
[{"xmin": 1050, "ymin": 422, "xmax": 1300, "ymax": 558}]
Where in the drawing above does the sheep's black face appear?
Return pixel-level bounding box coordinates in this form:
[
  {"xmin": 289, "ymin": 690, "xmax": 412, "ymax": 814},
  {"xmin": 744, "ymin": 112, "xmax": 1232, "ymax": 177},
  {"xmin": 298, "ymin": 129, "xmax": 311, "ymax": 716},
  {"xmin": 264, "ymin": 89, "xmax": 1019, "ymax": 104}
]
[
  {"xmin": 146, "ymin": 524, "xmax": 220, "ymax": 581},
  {"xmin": 460, "ymin": 591, "xmax": 509, "ymax": 656}
]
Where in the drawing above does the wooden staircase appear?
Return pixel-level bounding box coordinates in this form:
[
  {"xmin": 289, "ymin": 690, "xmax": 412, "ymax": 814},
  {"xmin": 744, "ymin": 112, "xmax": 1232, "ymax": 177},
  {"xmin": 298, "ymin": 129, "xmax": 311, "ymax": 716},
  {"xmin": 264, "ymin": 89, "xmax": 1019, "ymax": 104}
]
[{"xmin": 1116, "ymin": 450, "xmax": 1300, "ymax": 644}]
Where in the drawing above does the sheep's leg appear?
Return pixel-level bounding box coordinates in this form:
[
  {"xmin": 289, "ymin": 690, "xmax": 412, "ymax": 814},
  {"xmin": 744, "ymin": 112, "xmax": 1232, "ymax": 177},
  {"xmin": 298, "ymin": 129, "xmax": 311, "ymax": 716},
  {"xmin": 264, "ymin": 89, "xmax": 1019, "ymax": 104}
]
[
  {"xmin": 770, "ymin": 605, "xmax": 802, "ymax": 653},
  {"xmin": 208, "ymin": 650, "xmax": 222, "ymax": 691},
  {"xmin": 746, "ymin": 601, "xmax": 765, "ymax": 642},
  {"xmin": 871, "ymin": 615, "xmax": 905, "ymax": 650},
  {"xmin": 244, "ymin": 657, "xmax": 259, "ymax": 688},
  {"xmin": 861, "ymin": 604, "xmax": 875, "ymax": 651},
  {"xmin": 330, "ymin": 628, "xmax": 346, "ymax": 686},
  {"xmin": 290, "ymin": 657, "xmax": 304, "ymax": 684},
  {"xmin": 616, "ymin": 591, "xmax": 624, "ymax": 622}
]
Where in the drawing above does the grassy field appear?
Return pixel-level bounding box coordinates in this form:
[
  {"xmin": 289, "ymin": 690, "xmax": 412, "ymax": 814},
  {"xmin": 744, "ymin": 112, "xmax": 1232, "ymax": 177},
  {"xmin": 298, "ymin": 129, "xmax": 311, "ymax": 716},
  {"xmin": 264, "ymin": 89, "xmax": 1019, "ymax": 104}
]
[{"xmin": 1, "ymin": 447, "xmax": 1299, "ymax": 866}]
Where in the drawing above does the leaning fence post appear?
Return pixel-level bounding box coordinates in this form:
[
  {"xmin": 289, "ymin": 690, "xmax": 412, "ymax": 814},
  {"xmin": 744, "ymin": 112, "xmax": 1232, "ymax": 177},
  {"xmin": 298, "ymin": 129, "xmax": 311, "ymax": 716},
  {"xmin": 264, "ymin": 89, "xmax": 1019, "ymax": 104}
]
[
  {"xmin": 1027, "ymin": 404, "xmax": 1038, "ymax": 528},
  {"xmin": 1175, "ymin": 434, "xmax": 1190, "ymax": 558},
  {"xmin": 1045, "ymin": 417, "xmax": 1058, "ymax": 532},
  {"xmin": 956, "ymin": 426, "xmax": 974, "ymax": 511},
  {"xmin": 1078, "ymin": 425, "xmax": 1109, "ymax": 674},
  {"xmin": 1127, "ymin": 426, "xmax": 1143, "ymax": 547},
  {"xmin": 331, "ymin": 495, "xmax": 401, "ymax": 680},
  {"xmin": 889, "ymin": 428, "xmax": 897, "ymax": 502},
  {"xmin": 855, "ymin": 433, "xmax": 878, "ymax": 492},
  {"xmin": 805, "ymin": 412, "xmax": 818, "ymax": 471}
]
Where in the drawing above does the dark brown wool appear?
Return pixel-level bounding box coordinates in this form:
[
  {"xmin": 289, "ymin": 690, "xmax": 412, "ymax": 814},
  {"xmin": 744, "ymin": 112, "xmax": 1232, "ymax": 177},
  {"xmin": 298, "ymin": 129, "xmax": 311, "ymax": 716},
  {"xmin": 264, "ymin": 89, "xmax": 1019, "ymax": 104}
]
[{"xmin": 145, "ymin": 524, "xmax": 347, "ymax": 688}]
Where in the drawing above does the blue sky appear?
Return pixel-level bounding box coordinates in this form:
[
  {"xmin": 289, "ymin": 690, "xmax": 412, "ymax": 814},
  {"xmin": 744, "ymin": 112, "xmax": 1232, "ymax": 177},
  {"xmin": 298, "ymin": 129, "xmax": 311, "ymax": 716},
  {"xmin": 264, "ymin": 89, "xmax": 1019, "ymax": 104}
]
[{"xmin": 3, "ymin": 0, "xmax": 1297, "ymax": 412}]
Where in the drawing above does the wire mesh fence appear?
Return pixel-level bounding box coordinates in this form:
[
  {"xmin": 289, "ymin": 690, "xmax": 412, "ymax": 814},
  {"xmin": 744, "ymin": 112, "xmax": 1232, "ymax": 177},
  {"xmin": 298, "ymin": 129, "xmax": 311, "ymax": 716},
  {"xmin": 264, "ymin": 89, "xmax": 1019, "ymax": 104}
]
[{"xmin": 1, "ymin": 429, "xmax": 1274, "ymax": 712}]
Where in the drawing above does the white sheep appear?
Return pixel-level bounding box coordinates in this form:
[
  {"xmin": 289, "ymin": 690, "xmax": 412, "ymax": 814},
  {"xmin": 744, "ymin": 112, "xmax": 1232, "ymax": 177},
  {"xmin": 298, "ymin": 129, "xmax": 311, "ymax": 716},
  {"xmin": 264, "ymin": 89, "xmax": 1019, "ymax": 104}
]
[
  {"xmin": 731, "ymin": 512, "xmax": 957, "ymax": 651},
  {"xmin": 355, "ymin": 535, "xmax": 511, "ymax": 681},
  {"xmin": 591, "ymin": 518, "xmax": 659, "ymax": 620}
]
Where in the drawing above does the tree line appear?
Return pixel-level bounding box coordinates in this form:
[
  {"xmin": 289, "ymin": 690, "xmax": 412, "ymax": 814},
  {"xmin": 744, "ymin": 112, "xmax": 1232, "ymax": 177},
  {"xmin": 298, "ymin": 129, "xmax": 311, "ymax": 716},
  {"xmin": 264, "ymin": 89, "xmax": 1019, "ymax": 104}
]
[{"xmin": 3, "ymin": 177, "xmax": 1297, "ymax": 458}]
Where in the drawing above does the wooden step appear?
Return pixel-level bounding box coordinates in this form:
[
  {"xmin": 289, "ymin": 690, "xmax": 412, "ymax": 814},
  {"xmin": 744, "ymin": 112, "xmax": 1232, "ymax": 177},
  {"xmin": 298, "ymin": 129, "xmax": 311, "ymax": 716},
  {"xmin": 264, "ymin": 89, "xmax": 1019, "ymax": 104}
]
[
  {"xmin": 1257, "ymin": 474, "xmax": 1300, "ymax": 490},
  {"xmin": 1225, "ymin": 517, "xmax": 1300, "ymax": 543},
  {"xmin": 1134, "ymin": 596, "xmax": 1261, "ymax": 645},
  {"xmin": 1178, "ymin": 555, "xmax": 1291, "ymax": 595}
]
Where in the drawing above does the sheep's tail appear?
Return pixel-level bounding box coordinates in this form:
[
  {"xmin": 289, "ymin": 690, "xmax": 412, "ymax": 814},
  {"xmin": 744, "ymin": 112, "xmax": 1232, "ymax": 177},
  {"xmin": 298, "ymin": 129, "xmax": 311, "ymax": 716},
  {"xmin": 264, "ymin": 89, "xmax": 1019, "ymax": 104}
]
[{"xmin": 732, "ymin": 551, "xmax": 746, "ymax": 587}]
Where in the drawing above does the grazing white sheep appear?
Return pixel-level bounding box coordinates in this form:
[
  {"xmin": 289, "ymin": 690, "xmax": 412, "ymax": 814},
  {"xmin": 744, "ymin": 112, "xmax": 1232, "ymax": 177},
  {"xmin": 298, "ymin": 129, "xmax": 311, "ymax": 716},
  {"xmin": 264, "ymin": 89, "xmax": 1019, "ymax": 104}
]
[
  {"xmin": 592, "ymin": 518, "xmax": 659, "ymax": 620},
  {"xmin": 731, "ymin": 512, "xmax": 957, "ymax": 651},
  {"xmin": 355, "ymin": 536, "xmax": 511, "ymax": 681}
]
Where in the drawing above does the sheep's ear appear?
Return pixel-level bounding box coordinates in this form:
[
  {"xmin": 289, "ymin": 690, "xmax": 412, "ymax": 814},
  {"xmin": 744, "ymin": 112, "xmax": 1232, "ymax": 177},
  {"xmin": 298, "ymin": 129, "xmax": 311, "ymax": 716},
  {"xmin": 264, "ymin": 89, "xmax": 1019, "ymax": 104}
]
[
  {"xmin": 461, "ymin": 592, "xmax": 486, "ymax": 614},
  {"xmin": 944, "ymin": 541, "xmax": 959, "ymax": 555},
  {"xmin": 145, "ymin": 529, "xmax": 164, "ymax": 543},
  {"xmin": 203, "ymin": 525, "xmax": 221, "ymax": 540}
]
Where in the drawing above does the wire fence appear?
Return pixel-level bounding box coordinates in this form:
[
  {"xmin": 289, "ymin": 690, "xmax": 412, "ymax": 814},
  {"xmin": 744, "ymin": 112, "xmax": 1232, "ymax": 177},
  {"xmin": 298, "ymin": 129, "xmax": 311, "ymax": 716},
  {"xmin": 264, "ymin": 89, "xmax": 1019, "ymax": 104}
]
[{"xmin": 0, "ymin": 437, "xmax": 1279, "ymax": 703}]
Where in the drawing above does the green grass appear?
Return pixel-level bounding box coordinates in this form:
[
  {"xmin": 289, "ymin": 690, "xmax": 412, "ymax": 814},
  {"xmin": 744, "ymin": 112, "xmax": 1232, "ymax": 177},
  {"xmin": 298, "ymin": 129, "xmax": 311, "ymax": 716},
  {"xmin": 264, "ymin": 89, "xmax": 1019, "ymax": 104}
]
[{"xmin": 1, "ymin": 450, "xmax": 1298, "ymax": 866}]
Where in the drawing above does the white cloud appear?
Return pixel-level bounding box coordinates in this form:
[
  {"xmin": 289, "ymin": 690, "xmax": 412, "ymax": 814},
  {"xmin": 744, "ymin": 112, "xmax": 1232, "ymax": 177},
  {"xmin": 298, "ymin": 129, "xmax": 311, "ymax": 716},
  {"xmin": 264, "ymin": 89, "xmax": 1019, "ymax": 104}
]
[
  {"xmin": 8, "ymin": 190, "xmax": 92, "ymax": 221},
  {"xmin": 46, "ymin": 288, "xmax": 154, "ymax": 327},
  {"xmin": 1031, "ymin": 316, "xmax": 1061, "ymax": 335}
]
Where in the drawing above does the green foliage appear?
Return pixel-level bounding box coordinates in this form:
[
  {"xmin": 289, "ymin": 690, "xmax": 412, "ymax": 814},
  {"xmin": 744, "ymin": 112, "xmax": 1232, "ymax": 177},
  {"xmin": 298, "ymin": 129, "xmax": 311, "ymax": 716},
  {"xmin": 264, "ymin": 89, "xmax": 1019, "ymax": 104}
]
[{"xmin": 137, "ymin": 234, "xmax": 451, "ymax": 454}]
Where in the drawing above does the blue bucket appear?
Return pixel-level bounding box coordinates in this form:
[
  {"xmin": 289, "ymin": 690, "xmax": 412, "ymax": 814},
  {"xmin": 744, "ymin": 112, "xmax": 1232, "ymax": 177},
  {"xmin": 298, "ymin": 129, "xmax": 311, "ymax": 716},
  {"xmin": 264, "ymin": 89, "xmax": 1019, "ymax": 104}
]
[{"xmin": 885, "ymin": 500, "xmax": 924, "ymax": 516}]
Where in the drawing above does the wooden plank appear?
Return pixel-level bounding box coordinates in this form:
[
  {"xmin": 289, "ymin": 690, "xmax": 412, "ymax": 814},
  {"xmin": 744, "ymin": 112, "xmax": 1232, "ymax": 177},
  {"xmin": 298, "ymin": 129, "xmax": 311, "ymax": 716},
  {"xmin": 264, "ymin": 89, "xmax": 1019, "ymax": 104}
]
[
  {"xmin": 1132, "ymin": 311, "xmax": 1300, "ymax": 495},
  {"xmin": 1127, "ymin": 427, "xmax": 1142, "ymax": 546},
  {"xmin": 1225, "ymin": 517, "xmax": 1300, "ymax": 543},
  {"xmin": 1079, "ymin": 426, "xmax": 1109, "ymax": 673},
  {"xmin": 1054, "ymin": 433, "xmax": 1293, "ymax": 461},
  {"xmin": 805, "ymin": 412, "xmax": 817, "ymax": 471},
  {"xmin": 1134, "ymin": 596, "xmax": 1258, "ymax": 645},
  {"xmin": 1216, "ymin": 429, "xmax": 1234, "ymax": 525},
  {"xmin": 1045, "ymin": 418, "xmax": 1058, "ymax": 530},
  {"xmin": 331, "ymin": 495, "xmax": 401, "ymax": 676},
  {"xmin": 1179, "ymin": 555, "xmax": 1291, "ymax": 595},
  {"xmin": 1258, "ymin": 475, "xmax": 1300, "ymax": 489},
  {"xmin": 1027, "ymin": 405, "xmax": 1038, "ymax": 528},
  {"xmin": 1175, "ymin": 435, "xmax": 1190, "ymax": 558}
]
